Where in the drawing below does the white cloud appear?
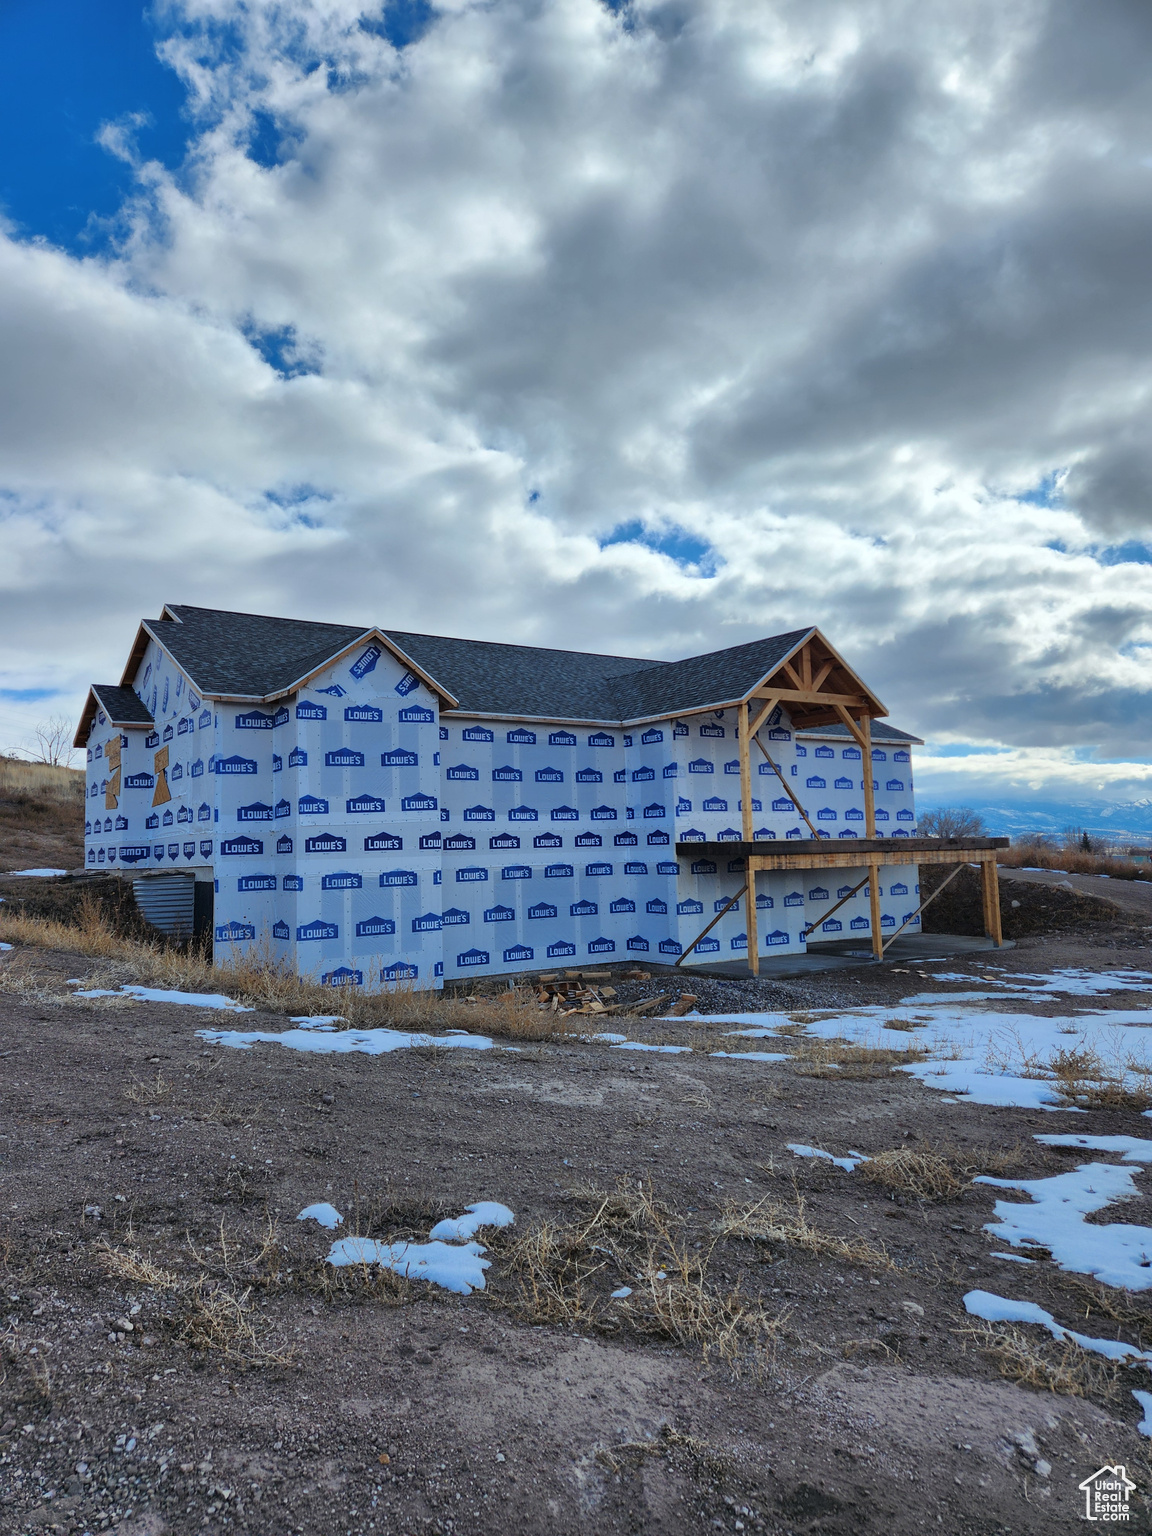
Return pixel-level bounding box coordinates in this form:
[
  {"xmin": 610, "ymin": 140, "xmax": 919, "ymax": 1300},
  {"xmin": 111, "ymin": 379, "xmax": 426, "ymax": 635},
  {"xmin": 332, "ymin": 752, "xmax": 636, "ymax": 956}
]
[{"xmin": 3, "ymin": 0, "xmax": 1152, "ymax": 794}]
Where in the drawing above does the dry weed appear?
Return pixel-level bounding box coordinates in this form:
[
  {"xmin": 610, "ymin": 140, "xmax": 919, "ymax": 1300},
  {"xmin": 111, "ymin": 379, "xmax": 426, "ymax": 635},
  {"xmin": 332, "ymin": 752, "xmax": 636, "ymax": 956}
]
[
  {"xmin": 717, "ymin": 1193, "xmax": 893, "ymax": 1269},
  {"xmin": 788, "ymin": 1038, "xmax": 928, "ymax": 1079},
  {"xmin": 595, "ymin": 1424, "xmax": 734, "ymax": 1478},
  {"xmin": 858, "ymin": 1148, "xmax": 964, "ymax": 1202},
  {"xmin": 124, "ymin": 1070, "xmax": 173, "ymax": 1105},
  {"xmin": 961, "ymin": 1321, "xmax": 1121, "ymax": 1399},
  {"xmin": 96, "ymin": 1243, "xmax": 180, "ymax": 1291}
]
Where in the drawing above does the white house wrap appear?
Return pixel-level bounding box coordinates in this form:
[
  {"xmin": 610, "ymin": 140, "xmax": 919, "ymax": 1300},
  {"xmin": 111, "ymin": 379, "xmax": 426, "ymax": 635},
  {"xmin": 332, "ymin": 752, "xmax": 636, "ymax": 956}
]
[{"xmin": 75, "ymin": 606, "xmax": 926, "ymax": 986}]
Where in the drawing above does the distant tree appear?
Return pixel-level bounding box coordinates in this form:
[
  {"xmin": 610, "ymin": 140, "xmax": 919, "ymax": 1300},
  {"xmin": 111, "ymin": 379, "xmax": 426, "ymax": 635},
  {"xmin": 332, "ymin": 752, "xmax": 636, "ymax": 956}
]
[
  {"xmin": 21, "ymin": 716, "xmax": 78, "ymax": 767},
  {"xmin": 1063, "ymin": 825, "xmax": 1097, "ymax": 853},
  {"xmin": 917, "ymin": 806, "xmax": 986, "ymax": 838}
]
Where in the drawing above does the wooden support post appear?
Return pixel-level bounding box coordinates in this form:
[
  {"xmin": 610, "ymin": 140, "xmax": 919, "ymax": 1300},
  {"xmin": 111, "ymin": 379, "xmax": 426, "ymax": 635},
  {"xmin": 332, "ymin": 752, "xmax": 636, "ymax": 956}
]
[
  {"xmin": 746, "ymin": 868, "xmax": 759, "ymax": 977},
  {"xmin": 738, "ymin": 702, "xmax": 754, "ymax": 843},
  {"xmin": 860, "ymin": 713, "xmax": 876, "ymax": 839},
  {"xmin": 867, "ymin": 858, "xmax": 883, "ymax": 961},
  {"xmin": 980, "ymin": 856, "xmax": 1003, "ymax": 947}
]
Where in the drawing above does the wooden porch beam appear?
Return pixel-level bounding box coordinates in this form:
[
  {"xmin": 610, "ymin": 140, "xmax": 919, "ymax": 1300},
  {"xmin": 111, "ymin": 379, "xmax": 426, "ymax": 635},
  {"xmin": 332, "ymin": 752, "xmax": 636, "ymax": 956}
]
[
  {"xmin": 752, "ymin": 688, "xmax": 872, "ymax": 708},
  {"xmin": 738, "ymin": 702, "xmax": 754, "ymax": 843}
]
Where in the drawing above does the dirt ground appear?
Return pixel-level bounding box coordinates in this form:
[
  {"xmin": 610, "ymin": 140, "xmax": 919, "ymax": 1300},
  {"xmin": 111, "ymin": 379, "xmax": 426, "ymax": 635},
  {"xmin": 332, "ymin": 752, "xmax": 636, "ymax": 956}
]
[{"xmin": 3, "ymin": 923, "xmax": 1152, "ymax": 1535}]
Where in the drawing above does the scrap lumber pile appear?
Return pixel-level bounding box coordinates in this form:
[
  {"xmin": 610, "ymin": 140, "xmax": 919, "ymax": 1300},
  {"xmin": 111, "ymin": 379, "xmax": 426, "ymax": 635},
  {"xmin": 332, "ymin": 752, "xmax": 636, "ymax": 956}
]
[{"xmin": 530, "ymin": 971, "xmax": 698, "ymax": 1019}]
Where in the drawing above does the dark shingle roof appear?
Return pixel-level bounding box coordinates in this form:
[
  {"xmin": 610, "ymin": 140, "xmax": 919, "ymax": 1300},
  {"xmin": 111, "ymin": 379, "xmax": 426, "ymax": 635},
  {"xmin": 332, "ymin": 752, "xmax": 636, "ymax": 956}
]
[
  {"xmin": 145, "ymin": 606, "xmax": 369, "ymax": 699},
  {"xmin": 381, "ymin": 630, "xmax": 665, "ymax": 718},
  {"xmin": 796, "ymin": 721, "xmax": 923, "ymax": 745},
  {"xmin": 91, "ymin": 686, "xmax": 154, "ymax": 726},
  {"xmin": 124, "ymin": 606, "xmax": 918, "ymax": 735}
]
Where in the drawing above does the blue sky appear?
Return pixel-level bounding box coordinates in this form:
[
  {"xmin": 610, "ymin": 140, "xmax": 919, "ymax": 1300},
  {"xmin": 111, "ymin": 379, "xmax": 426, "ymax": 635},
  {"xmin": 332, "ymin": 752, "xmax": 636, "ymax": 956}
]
[{"xmin": 2, "ymin": 0, "xmax": 1152, "ymax": 839}]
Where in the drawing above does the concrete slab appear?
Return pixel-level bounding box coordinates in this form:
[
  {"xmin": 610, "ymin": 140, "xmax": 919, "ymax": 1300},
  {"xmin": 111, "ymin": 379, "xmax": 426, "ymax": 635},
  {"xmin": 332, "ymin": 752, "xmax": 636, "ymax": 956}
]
[{"xmin": 676, "ymin": 931, "xmax": 1015, "ymax": 981}]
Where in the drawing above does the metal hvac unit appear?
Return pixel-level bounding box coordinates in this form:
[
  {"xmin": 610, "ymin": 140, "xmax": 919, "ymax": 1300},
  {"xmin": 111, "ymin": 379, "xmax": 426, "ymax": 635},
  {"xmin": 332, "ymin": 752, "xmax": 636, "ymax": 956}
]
[{"xmin": 133, "ymin": 873, "xmax": 195, "ymax": 936}]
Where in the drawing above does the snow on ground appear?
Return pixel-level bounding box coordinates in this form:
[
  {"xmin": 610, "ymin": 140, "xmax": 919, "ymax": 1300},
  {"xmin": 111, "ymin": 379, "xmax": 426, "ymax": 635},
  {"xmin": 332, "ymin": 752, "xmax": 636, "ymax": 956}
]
[
  {"xmin": 3, "ymin": 868, "xmax": 68, "ymax": 877},
  {"xmin": 591, "ymin": 1033, "xmax": 691, "ymax": 1053},
  {"xmin": 290, "ymin": 1015, "xmax": 346, "ymax": 1030},
  {"xmin": 787, "ymin": 1143, "xmax": 868, "ymax": 1172},
  {"xmin": 71, "ymin": 983, "xmax": 254, "ymax": 1012},
  {"xmin": 324, "ymin": 1200, "xmax": 515, "ymax": 1295},
  {"xmin": 710, "ymin": 1050, "xmax": 790, "ymax": 1063},
  {"xmin": 1036, "ymin": 1134, "xmax": 1152, "ymax": 1164},
  {"xmin": 1134, "ymin": 1390, "xmax": 1152, "ymax": 1438},
  {"xmin": 199, "ymin": 1025, "xmax": 494, "ymax": 1055},
  {"xmin": 327, "ymin": 1236, "xmax": 491, "ymax": 1294},
  {"xmin": 429, "ymin": 1202, "xmax": 515, "ymax": 1241},
  {"xmin": 0, "ymin": 943, "xmax": 11, "ymax": 952},
  {"xmin": 699, "ymin": 984, "xmax": 1152, "ymax": 1110},
  {"xmin": 976, "ymin": 1162, "xmax": 1152, "ymax": 1291},
  {"xmin": 297, "ymin": 1203, "xmax": 343, "ymax": 1229},
  {"xmin": 964, "ymin": 1290, "xmax": 1152, "ymax": 1364}
]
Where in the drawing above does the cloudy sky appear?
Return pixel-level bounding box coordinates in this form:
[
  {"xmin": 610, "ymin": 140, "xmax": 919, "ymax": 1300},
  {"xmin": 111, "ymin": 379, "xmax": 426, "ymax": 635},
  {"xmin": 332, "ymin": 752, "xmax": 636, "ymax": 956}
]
[{"xmin": 2, "ymin": 0, "xmax": 1151, "ymax": 830}]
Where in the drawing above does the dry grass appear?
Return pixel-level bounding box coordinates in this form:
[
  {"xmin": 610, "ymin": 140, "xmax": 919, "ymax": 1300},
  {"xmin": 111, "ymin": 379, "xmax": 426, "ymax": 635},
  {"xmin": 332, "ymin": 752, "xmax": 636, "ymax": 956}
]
[
  {"xmin": 0, "ymin": 754, "xmax": 84, "ymax": 803},
  {"xmin": 497, "ymin": 1179, "xmax": 784, "ymax": 1372},
  {"xmin": 595, "ymin": 1424, "xmax": 734, "ymax": 1478},
  {"xmin": 96, "ymin": 1224, "xmax": 295, "ymax": 1368},
  {"xmin": 1067, "ymin": 1279, "xmax": 1152, "ymax": 1349},
  {"xmin": 999, "ymin": 840, "xmax": 1148, "ymax": 882},
  {"xmin": 858, "ymin": 1148, "xmax": 965, "ymax": 1202},
  {"xmin": 1045, "ymin": 1046, "xmax": 1152, "ymax": 1113},
  {"xmin": 124, "ymin": 1070, "xmax": 173, "ymax": 1105},
  {"xmin": 788, "ymin": 1037, "xmax": 929, "ymax": 1079},
  {"xmin": 961, "ymin": 1320, "xmax": 1121, "ymax": 1399},
  {"xmin": 716, "ymin": 1192, "xmax": 893, "ymax": 1269}
]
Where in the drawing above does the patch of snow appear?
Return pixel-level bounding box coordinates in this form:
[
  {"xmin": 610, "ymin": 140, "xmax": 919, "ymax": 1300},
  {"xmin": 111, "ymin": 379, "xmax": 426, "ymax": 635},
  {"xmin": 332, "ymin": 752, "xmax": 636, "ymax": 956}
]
[
  {"xmin": 290, "ymin": 1015, "xmax": 346, "ymax": 1030},
  {"xmin": 1036, "ymin": 1134, "xmax": 1152, "ymax": 1164},
  {"xmin": 3, "ymin": 868, "xmax": 68, "ymax": 877},
  {"xmin": 990, "ymin": 1252, "xmax": 1035, "ymax": 1263},
  {"xmin": 1133, "ymin": 1390, "xmax": 1152, "ymax": 1438},
  {"xmin": 429, "ymin": 1202, "xmax": 514, "ymax": 1241},
  {"xmin": 787, "ymin": 1143, "xmax": 867, "ymax": 1172},
  {"xmin": 611, "ymin": 1286, "xmax": 632, "ymax": 1299},
  {"xmin": 607, "ymin": 1040, "xmax": 692, "ymax": 1054},
  {"xmin": 0, "ymin": 943, "xmax": 11, "ymax": 951},
  {"xmin": 297, "ymin": 1203, "xmax": 343, "ymax": 1229},
  {"xmin": 198, "ymin": 1026, "xmax": 493, "ymax": 1055},
  {"xmin": 710, "ymin": 1050, "xmax": 790, "ymax": 1063},
  {"xmin": 327, "ymin": 1236, "xmax": 490, "ymax": 1294},
  {"xmin": 964, "ymin": 1290, "xmax": 1152, "ymax": 1364},
  {"xmin": 977, "ymin": 1162, "xmax": 1152, "ymax": 1291},
  {"xmin": 903, "ymin": 1059, "xmax": 1078, "ymax": 1111},
  {"xmin": 74, "ymin": 984, "xmax": 253, "ymax": 1011}
]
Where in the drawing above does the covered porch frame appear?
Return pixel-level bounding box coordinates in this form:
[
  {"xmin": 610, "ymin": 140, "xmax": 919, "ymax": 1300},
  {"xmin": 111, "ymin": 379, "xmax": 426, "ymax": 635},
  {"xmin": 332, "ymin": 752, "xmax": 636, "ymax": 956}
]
[{"xmin": 674, "ymin": 837, "xmax": 1010, "ymax": 973}]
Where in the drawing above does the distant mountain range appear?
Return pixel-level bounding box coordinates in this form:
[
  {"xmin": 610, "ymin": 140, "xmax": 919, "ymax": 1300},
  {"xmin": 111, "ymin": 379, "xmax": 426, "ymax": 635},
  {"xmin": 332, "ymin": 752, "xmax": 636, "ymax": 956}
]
[{"xmin": 917, "ymin": 797, "xmax": 1152, "ymax": 845}]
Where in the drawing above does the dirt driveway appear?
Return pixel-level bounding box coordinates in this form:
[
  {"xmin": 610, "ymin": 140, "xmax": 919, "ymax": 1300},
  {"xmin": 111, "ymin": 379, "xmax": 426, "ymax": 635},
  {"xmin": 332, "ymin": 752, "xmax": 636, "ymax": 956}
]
[{"xmin": 2, "ymin": 927, "xmax": 1151, "ymax": 1535}]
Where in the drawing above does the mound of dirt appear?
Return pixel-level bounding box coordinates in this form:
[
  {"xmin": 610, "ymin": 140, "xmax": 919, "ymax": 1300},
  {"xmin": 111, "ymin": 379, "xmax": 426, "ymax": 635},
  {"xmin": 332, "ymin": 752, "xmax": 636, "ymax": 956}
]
[
  {"xmin": 921, "ymin": 864, "xmax": 1123, "ymax": 938},
  {"xmin": 0, "ymin": 755, "xmax": 84, "ymax": 872},
  {"xmin": 0, "ymin": 872, "xmax": 160, "ymax": 944}
]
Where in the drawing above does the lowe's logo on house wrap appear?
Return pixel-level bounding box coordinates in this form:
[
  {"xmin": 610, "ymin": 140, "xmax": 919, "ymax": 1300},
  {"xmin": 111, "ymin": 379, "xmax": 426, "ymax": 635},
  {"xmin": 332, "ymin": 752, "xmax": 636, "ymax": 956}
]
[
  {"xmin": 490, "ymin": 833, "xmax": 520, "ymax": 849},
  {"xmin": 534, "ymin": 831, "xmax": 563, "ymax": 848},
  {"xmin": 274, "ymin": 799, "xmax": 291, "ymax": 819},
  {"xmin": 282, "ymin": 874, "xmax": 303, "ymax": 891},
  {"xmin": 349, "ymin": 645, "xmax": 382, "ymax": 679},
  {"xmin": 699, "ymin": 723, "xmax": 724, "ymax": 738},
  {"xmin": 507, "ymin": 728, "xmax": 536, "ymax": 744},
  {"xmin": 383, "ymin": 749, "xmax": 418, "ymax": 767},
  {"xmin": 462, "ymin": 726, "xmax": 494, "ymax": 742},
  {"xmin": 535, "ymin": 766, "xmax": 563, "ymax": 783},
  {"xmin": 588, "ymin": 937, "xmax": 615, "ymax": 954},
  {"xmin": 357, "ymin": 916, "xmax": 396, "ymax": 937},
  {"xmin": 235, "ymin": 710, "xmax": 275, "ymax": 729},
  {"xmin": 400, "ymin": 706, "xmax": 434, "ymax": 723},
  {"xmin": 347, "ymin": 794, "xmax": 386, "ymax": 814},
  {"xmin": 238, "ymin": 802, "xmax": 273, "ymax": 822},
  {"xmin": 508, "ymin": 806, "xmax": 538, "ymax": 822},
  {"xmin": 570, "ymin": 899, "xmax": 598, "ymax": 917},
  {"xmin": 394, "ymin": 670, "xmax": 420, "ymax": 696},
  {"xmin": 365, "ymin": 831, "xmax": 403, "ymax": 851},
  {"xmin": 575, "ymin": 832, "xmax": 601, "ymax": 848},
  {"xmin": 444, "ymin": 833, "xmax": 475, "ymax": 851},
  {"xmin": 272, "ymin": 706, "xmax": 290, "ymax": 727},
  {"xmin": 217, "ymin": 921, "xmax": 256, "ymax": 942},
  {"xmin": 298, "ymin": 795, "xmax": 329, "ymax": 815},
  {"xmin": 323, "ymin": 967, "xmax": 364, "ymax": 987},
  {"xmin": 125, "ymin": 772, "xmax": 155, "ymax": 790},
  {"xmin": 627, "ymin": 936, "xmax": 649, "ymax": 952},
  {"xmin": 547, "ymin": 941, "xmax": 576, "ymax": 958},
  {"xmin": 401, "ymin": 793, "xmax": 437, "ymax": 812},
  {"xmin": 492, "ymin": 765, "xmax": 522, "ymax": 782},
  {"xmin": 575, "ymin": 768, "xmax": 602, "ymax": 783},
  {"xmin": 545, "ymin": 863, "xmax": 574, "ymax": 878},
  {"xmin": 529, "ymin": 902, "xmax": 557, "ymax": 920},
  {"xmin": 643, "ymin": 804, "xmax": 666, "ymax": 819},
  {"xmin": 631, "ymin": 766, "xmax": 654, "ymax": 782},
  {"xmin": 298, "ymin": 920, "xmax": 339, "ymax": 941},
  {"xmin": 549, "ymin": 730, "xmax": 577, "ymax": 747},
  {"xmin": 456, "ymin": 866, "xmax": 488, "ymax": 882},
  {"xmin": 381, "ymin": 870, "xmax": 418, "ymax": 887},
  {"xmin": 326, "ymin": 748, "xmax": 365, "ymax": 768},
  {"xmin": 238, "ymin": 874, "xmax": 277, "ymax": 891},
  {"xmin": 457, "ymin": 948, "xmax": 489, "ymax": 967},
  {"xmin": 118, "ymin": 845, "xmax": 150, "ymax": 864},
  {"xmin": 447, "ymin": 764, "xmax": 479, "ymax": 780},
  {"xmin": 441, "ymin": 908, "xmax": 470, "ymax": 926},
  {"xmin": 552, "ymin": 805, "xmax": 579, "ymax": 821},
  {"xmin": 585, "ymin": 862, "xmax": 612, "ymax": 876},
  {"xmin": 383, "ymin": 962, "xmax": 419, "ymax": 981},
  {"xmin": 502, "ymin": 864, "xmax": 532, "ymax": 880},
  {"xmin": 304, "ymin": 833, "xmax": 346, "ymax": 853},
  {"xmin": 588, "ymin": 732, "xmax": 614, "ymax": 747},
  {"xmin": 420, "ymin": 832, "xmax": 442, "ymax": 850},
  {"xmin": 610, "ymin": 897, "xmax": 636, "ymax": 913},
  {"xmin": 589, "ymin": 805, "xmax": 617, "ymax": 821},
  {"xmin": 215, "ymin": 755, "xmax": 258, "ymax": 776},
  {"xmin": 504, "ymin": 944, "xmax": 533, "ymax": 964},
  {"xmin": 296, "ymin": 702, "xmax": 327, "ymax": 721},
  {"xmin": 464, "ymin": 804, "xmax": 495, "ymax": 821},
  {"xmin": 278, "ymin": 835, "xmax": 295, "ymax": 854},
  {"xmin": 221, "ymin": 836, "xmax": 263, "ymax": 856},
  {"xmin": 345, "ymin": 705, "xmax": 383, "ymax": 724},
  {"xmin": 273, "ymin": 920, "xmax": 290, "ymax": 940},
  {"xmin": 178, "ymin": 717, "xmax": 190, "ymax": 736},
  {"xmin": 484, "ymin": 905, "xmax": 515, "ymax": 923},
  {"xmin": 323, "ymin": 872, "xmax": 363, "ymax": 890}
]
